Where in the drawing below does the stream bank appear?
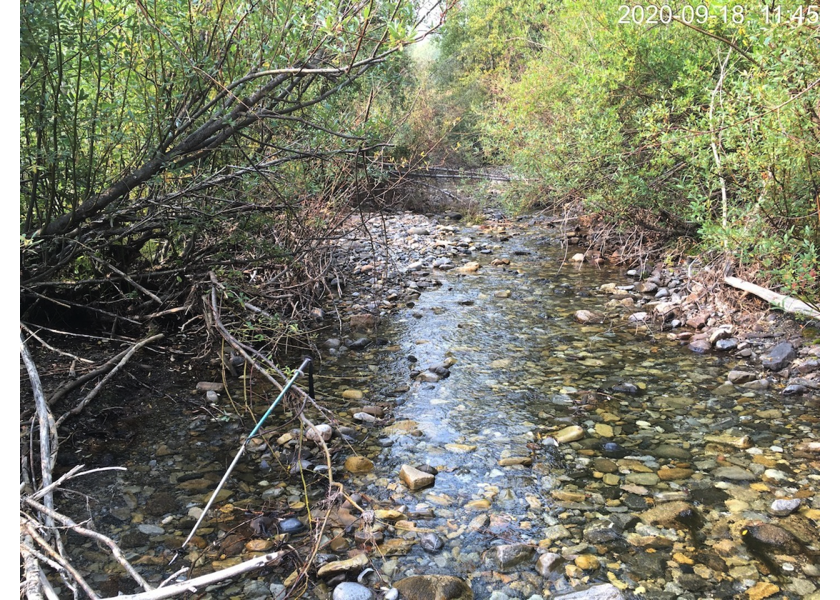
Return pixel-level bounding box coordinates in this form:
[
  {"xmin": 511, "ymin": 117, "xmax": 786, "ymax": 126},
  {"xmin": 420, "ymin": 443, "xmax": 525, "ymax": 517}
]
[{"xmin": 54, "ymin": 208, "xmax": 819, "ymax": 600}]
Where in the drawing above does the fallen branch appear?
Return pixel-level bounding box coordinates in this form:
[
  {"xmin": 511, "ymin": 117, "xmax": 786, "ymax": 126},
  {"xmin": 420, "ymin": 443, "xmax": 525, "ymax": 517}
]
[
  {"xmin": 24, "ymin": 497, "xmax": 152, "ymax": 593},
  {"xmin": 725, "ymin": 276, "xmax": 820, "ymax": 319},
  {"xmin": 21, "ymin": 324, "xmax": 95, "ymax": 364},
  {"xmin": 21, "ymin": 332, "xmax": 58, "ymax": 529},
  {"xmin": 47, "ymin": 342, "xmax": 147, "ymax": 406},
  {"xmin": 32, "ymin": 465, "xmax": 127, "ymax": 502},
  {"xmin": 89, "ymin": 255, "xmax": 163, "ymax": 304},
  {"xmin": 112, "ymin": 550, "xmax": 287, "ymax": 600},
  {"xmin": 21, "ymin": 516, "xmax": 99, "ymax": 600},
  {"xmin": 55, "ymin": 333, "xmax": 164, "ymax": 427},
  {"xmin": 21, "ymin": 530, "xmax": 43, "ymax": 600}
]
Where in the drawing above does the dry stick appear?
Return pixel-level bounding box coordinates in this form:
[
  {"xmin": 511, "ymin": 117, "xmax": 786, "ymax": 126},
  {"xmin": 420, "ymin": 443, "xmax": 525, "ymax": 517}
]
[
  {"xmin": 55, "ymin": 334, "xmax": 163, "ymax": 427},
  {"xmin": 20, "ymin": 332, "xmax": 58, "ymax": 531},
  {"xmin": 22, "ymin": 517, "xmax": 99, "ymax": 600},
  {"xmin": 19, "ymin": 323, "xmax": 116, "ymax": 342},
  {"xmin": 21, "ymin": 531, "xmax": 44, "ymax": 600},
  {"xmin": 106, "ymin": 550, "xmax": 287, "ymax": 600},
  {"xmin": 22, "ymin": 543, "xmax": 67, "ymax": 599},
  {"xmin": 32, "ymin": 466, "xmax": 127, "ymax": 502},
  {"xmin": 37, "ymin": 567, "xmax": 62, "ymax": 600},
  {"xmin": 724, "ymin": 276, "xmax": 820, "ymax": 319},
  {"xmin": 47, "ymin": 343, "xmax": 138, "ymax": 406},
  {"xmin": 21, "ymin": 324, "xmax": 95, "ymax": 364},
  {"xmin": 142, "ymin": 305, "xmax": 188, "ymax": 320},
  {"xmin": 24, "ymin": 498, "xmax": 152, "ymax": 592},
  {"xmin": 157, "ymin": 567, "xmax": 189, "ymax": 590},
  {"xmin": 89, "ymin": 255, "xmax": 163, "ymax": 304}
]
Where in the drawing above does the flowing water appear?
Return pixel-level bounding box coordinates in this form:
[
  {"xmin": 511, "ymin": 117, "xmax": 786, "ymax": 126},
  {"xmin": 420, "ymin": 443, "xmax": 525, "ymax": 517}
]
[{"xmin": 58, "ymin": 217, "xmax": 820, "ymax": 599}]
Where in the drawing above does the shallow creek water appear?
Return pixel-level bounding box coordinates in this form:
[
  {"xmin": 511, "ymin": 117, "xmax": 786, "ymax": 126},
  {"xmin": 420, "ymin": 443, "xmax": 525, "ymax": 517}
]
[{"xmin": 59, "ymin": 220, "xmax": 820, "ymax": 599}]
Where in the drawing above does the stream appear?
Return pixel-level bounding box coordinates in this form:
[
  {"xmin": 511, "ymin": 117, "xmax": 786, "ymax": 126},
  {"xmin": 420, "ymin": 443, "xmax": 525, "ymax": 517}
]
[{"xmin": 58, "ymin": 214, "xmax": 820, "ymax": 600}]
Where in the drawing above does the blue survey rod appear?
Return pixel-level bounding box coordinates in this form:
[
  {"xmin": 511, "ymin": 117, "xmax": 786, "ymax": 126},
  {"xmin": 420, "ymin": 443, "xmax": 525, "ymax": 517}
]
[{"xmin": 178, "ymin": 357, "xmax": 311, "ymax": 553}]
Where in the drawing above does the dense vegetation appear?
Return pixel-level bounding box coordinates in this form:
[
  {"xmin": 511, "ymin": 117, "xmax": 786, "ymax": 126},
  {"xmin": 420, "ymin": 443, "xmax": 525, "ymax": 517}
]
[
  {"xmin": 19, "ymin": 2, "xmax": 821, "ymax": 598},
  {"xmin": 20, "ymin": 0, "xmax": 436, "ymax": 341},
  {"xmin": 20, "ymin": 0, "xmax": 820, "ymax": 329},
  {"xmin": 433, "ymin": 0, "xmax": 819, "ymax": 297}
]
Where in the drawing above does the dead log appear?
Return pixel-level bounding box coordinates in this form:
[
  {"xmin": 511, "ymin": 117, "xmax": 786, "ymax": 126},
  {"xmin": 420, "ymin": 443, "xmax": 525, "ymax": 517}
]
[{"xmin": 724, "ymin": 276, "xmax": 820, "ymax": 319}]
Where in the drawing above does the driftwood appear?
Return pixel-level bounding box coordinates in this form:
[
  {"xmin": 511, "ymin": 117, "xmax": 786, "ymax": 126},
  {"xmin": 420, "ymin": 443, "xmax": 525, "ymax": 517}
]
[
  {"xmin": 114, "ymin": 551, "xmax": 287, "ymax": 600},
  {"xmin": 725, "ymin": 276, "xmax": 820, "ymax": 319}
]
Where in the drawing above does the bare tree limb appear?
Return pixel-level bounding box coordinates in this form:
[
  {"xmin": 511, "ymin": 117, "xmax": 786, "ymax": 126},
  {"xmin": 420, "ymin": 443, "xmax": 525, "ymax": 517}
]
[
  {"xmin": 55, "ymin": 334, "xmax": 164, "ymax": 427},
  {"xmin": 22, "ymin": 516, "xmax": 99, "ymax": 600},
  {"xmin": 24, "ymin": 498, "xmax": 152, "ymax": 593},
  {"xmin": 20, "ymin": 332, "xmax": 57, "ymax": 529},
  {"xmin": 32, "ymin": 465, "xmax": 127, "ymax": 502},
  {"xmin": 21, "ymin": 324, "xmax": 95, "ymax": 364},
  {"xmin": 89, "ymin": 255, "xmax": 163, "ymax": 304},
  {"xmin": 725, "ymin": 276, "xmax": 820, "ymax": 319},
  {"xmin": 21, "ymin": 531, "xmax": 44, "ymax": 600},
  {"xmin": 111, "ymin": 551, "xmax": 287, "ymax": 600}
]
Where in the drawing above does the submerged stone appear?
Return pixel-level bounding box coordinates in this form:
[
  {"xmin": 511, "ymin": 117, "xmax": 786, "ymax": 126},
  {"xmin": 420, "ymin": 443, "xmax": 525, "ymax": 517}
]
[
  {"xmin": 493, "ymin": 543, "xmax": 537, "ymax": 571},
  {"xmin": 317, "ymin": 554, "xmax": 369, "ymax": 577},
  {"xmin": 393, "ymin": 575, "xmax": 472, "ymax": 600}
]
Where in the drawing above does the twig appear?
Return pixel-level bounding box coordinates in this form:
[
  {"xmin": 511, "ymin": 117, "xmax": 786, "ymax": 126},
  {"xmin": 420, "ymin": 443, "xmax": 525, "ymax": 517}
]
[
  {"xmin": 21, "ymin": 324, "xmax": 95, "ymax": 364},
  {"xmin": 143, "ymin": 306, "xmax": 188, "ymax": 320},
  {"xmin": 37, "ymin": 567, "xmax": 62, "ymax": 600},
  {"xmin": 22, "ymin": 516, "xmax": 99, "ymax": 600},
  {"xmin": 47, "ymin": 343, "xmax": 140, "ymax": 406},
  {"xmin": 24, "ymin": 497, "xmax": 152, "ymax": 592},
  {"xmin": 32, "ymin": 465, "xmax": 127, "ymax": 502},
  {"xmin": 55, "ymin": 334, "xmax": 164, "ymax": 427},
  {"xmin": 157, "ymin": 567, "xmax": 188, "ymax": 589},
  {"xmin": 89, "ymin": 254, "xmax": 163, "ymax": 304}
]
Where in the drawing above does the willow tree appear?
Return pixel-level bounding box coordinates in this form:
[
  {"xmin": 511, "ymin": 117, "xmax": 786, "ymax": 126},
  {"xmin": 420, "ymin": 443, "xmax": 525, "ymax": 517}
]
[{"xmin": 21, "ymin": 0, "xmax": 447, "ymax": 328}]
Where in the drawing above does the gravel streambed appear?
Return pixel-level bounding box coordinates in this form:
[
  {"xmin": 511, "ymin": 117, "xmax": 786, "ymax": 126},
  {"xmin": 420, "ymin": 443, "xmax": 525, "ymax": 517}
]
[{"xmin": 57, "ymin": 211, "xmax": 819, "ymax": 600}]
